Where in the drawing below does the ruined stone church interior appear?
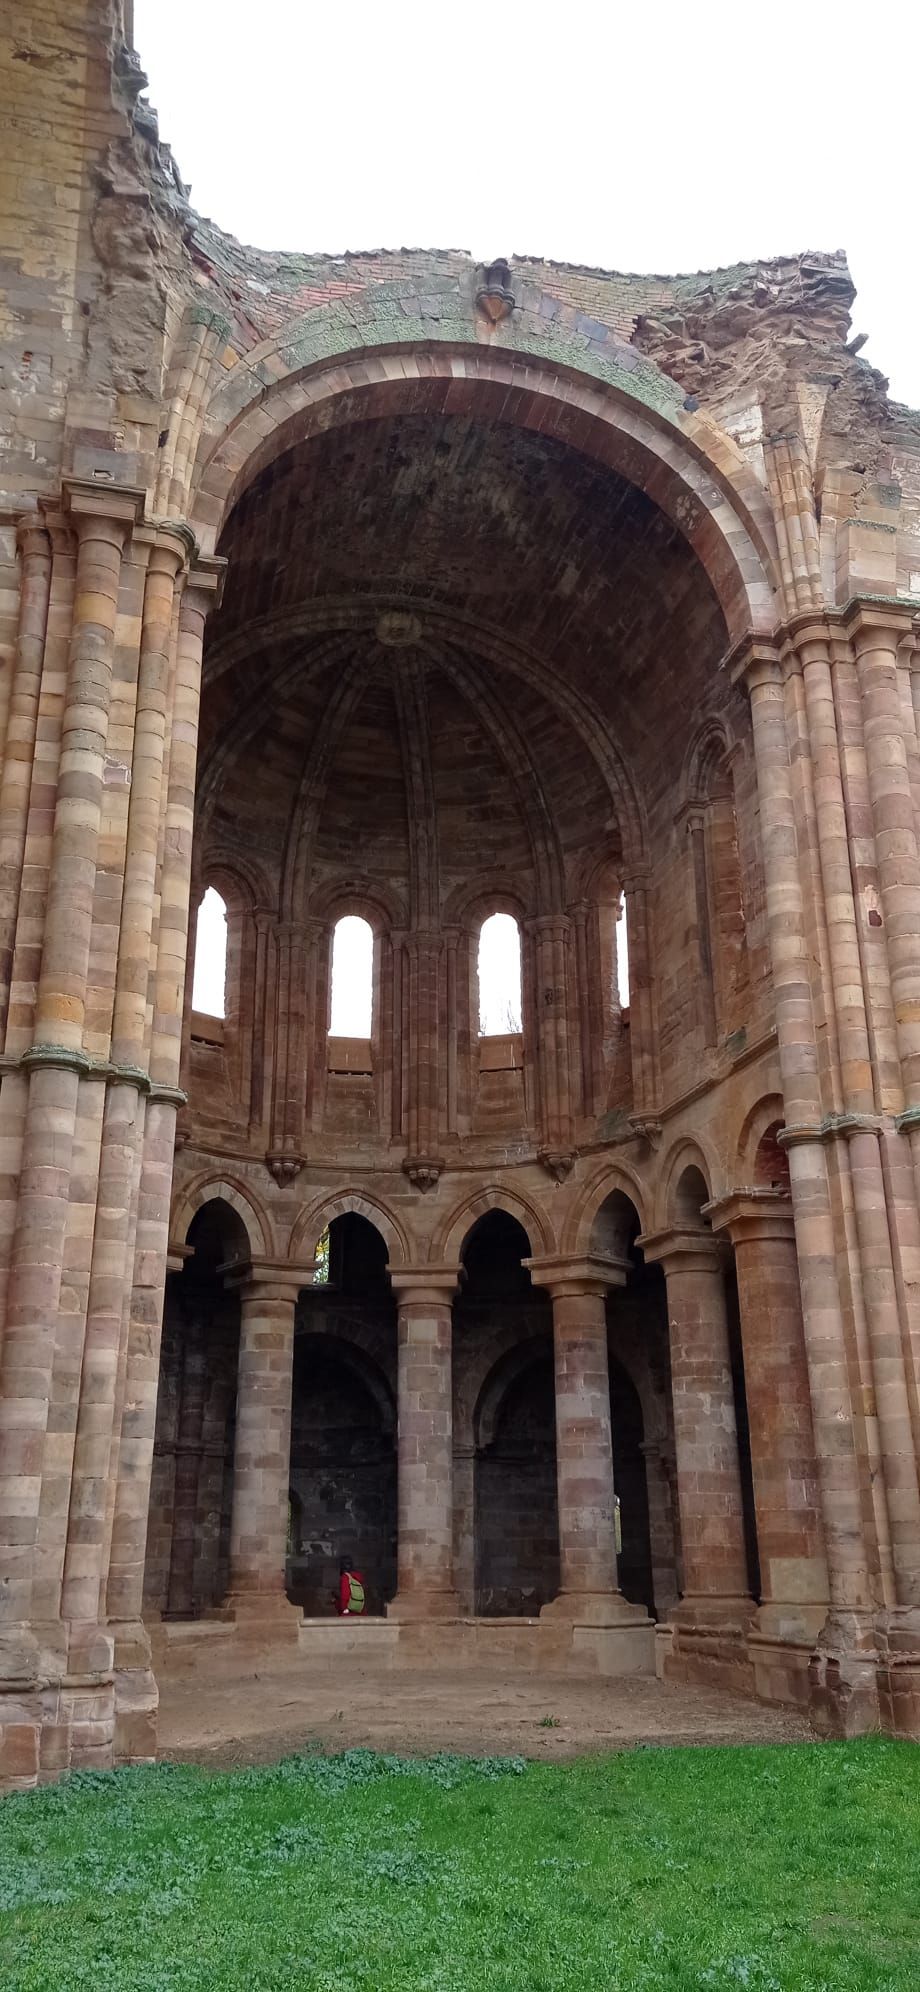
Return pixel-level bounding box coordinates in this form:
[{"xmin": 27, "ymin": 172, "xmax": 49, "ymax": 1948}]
[{"xmin": 3, "ymin": 0, "xmax": 920, "ymax": 1787}]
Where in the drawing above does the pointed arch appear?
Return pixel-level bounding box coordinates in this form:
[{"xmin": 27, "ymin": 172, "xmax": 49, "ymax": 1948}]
[
  {"xmin": 288, "ymin": 1188, "xmax": 411, "ymax": 1271},
  {"xmin": 170, "ymin": 1171, "xmax": 274, "ymax": 1260},
  {"xmin": 433, "ymin": 1183, "xmax": 555, "ymax": 1265}
]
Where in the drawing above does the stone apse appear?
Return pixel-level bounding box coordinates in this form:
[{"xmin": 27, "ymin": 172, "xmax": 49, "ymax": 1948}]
[{"xmin": 2, "ymin": 2, "xmax": 920, "ymax": 1787}]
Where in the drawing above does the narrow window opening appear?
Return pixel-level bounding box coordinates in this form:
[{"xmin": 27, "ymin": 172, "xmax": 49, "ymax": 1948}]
[
  {"xmin": 329, "ymin": 915, "xmax": 373, "ymax": 1038},
  {"xmin": 478, "ymin": 912, "xmax": 522, "ymax": 1036},
  {"xmin": 616, "ymin": 891, "xmax": 629, "ymax": 1010},
  {"xmin": 191, "ymin": 886, "xmax": 227, "ymax": 1019},
  {"xmin": 313, "ymin": 1225, "xmax": 330, "ymax": 1286}
]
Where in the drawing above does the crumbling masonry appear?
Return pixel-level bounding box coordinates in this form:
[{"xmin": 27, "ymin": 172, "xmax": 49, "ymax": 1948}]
[{"xmin": 3, "ymin": 0, "xmax": 920, "ymax": 1787}]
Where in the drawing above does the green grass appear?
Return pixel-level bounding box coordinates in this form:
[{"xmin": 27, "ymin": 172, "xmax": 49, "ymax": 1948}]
[{"xmin": 1, "ymin": 1738, "xmax": 918, "ymax": 1989}]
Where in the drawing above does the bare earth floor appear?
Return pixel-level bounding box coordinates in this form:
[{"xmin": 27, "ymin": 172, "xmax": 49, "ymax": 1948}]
[{"xmin": 157, "ymin": 1662, "xmax": 815, "ymax": 1768}]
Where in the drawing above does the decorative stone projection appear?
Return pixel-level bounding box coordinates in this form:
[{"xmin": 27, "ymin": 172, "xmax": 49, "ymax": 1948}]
[{"xmin": 4, "ymin": 0, "xmax": 920, "ymax": 1781}]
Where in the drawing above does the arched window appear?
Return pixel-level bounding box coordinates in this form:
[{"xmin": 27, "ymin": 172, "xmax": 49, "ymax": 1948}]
[
  {"xmin": 191, "ymin": 887, "xmax": 228, "ymax": 1019},
  {"xmin": 478, "ymin": 912, "xmax": 522, "ymax": 1036},
  {"xmin": 329, "ymin": 914, "xmax": 373, "ymax": 1037}
]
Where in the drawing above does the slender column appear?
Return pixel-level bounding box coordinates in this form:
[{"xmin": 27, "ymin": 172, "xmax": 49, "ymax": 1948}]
[
  {"xmin": 708, "ymin": 1192, "xmax": 829, "ymax": 1638},
  {"xmin": 638, "ymin": 1228, "xmax": 753, "ymax": 1619},
  {"xmin": 226, "ymin": 1264, "xmax": 302, "ymax": 1615},
  {"xmin": 388, "ymin": 1270, "xmax": 459, "ymax": 1618},
  {"xmin": 0, "ymin": 521, "xmax": 53, "ymax": 1034},
  {"xmin": 106, "ymin": 561, "xmax": 224, "ymax": 1748},
  {"xmin": 526, "ymin": 1254, "xmax": 648, "ymax": 1624},
  {"xmin": 685, "ymin": 804, "xmax": 718, "ymax": 1046},
  {"xmin": 735, "ymin": 646, "xmax": 875, "ymax": 1636},
  {"xmin": 846, "ymin": 604, "xmax": 920, "ymax": 1121},
  {"xmin": 531, "ymin": 913, "xmax": 575, "ymax": 1170}
]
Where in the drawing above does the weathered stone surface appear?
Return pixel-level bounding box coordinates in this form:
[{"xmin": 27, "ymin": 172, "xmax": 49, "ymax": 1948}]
[{"xmin": 2, "ymin": 0, "xmax": 920, "ymax": 1783}]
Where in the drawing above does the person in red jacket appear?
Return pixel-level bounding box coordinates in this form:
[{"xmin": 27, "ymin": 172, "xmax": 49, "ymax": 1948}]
[{"xmin": 337, "ymin": 1557, "xmax": 367, "ymax": 1616}]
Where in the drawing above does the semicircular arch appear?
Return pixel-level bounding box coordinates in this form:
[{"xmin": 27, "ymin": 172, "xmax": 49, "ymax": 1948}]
[{"xmin": 191, "ymin": 334, "xmax": 778, "ymax": 645}]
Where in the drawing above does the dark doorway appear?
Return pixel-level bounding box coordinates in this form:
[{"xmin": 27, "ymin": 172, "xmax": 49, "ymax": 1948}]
[{"xmin": 289, "ymin": 1212, "xmax": 397, "ymax": 1613}]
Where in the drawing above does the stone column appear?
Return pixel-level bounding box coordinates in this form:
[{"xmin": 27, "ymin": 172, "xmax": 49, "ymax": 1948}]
[
  {"xmin": 0, "ymin": 492, "xmax": 140, "ymax": 1743},
  {"xmin": 0, "ymin": 520, "xmax": 53, "ymax": 1032},
  {"xmin": 225, "ymin": 1264, "xmax": 302, "ymax": 1623},
  {"xmin": 531, "ymin": 914, "xmax": 576, "ymax": 1175},
  {"xmin": 106, "ymin": 559, "xmax": 224, "ymax": 1762},
  {"xmin": 638, "ymin": 1228, "xmax": 753, "ymax": 1631},
  {"xmin": 707, "ymin": 1191, "xmax": 829, "ymax": 1640},
  {"xmin": 526, "ymin": 1254, "xmax": 649, "ymax": 1626},
  {"xmin": 388, "ymin": 1270, "xmax": 460, "ymax": 1619}
]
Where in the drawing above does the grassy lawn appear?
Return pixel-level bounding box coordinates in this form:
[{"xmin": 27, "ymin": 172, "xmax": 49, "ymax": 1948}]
[{"xmin": 0, "ymin": 1738, "xmax": 917, "ymax": 1990}]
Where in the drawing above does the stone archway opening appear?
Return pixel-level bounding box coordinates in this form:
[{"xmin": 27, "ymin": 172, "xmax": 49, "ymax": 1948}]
[
  {"xmin": 292, "ymin": 1212, "xmax": 398, "ymax": 1615},
  {"xmin": 145, "ymin": 1196, "xmax": 250, "ymax": 1622},
  {"xmin": 590, "ymin": 1188, "xmax": 677, "ymax": 1617}
]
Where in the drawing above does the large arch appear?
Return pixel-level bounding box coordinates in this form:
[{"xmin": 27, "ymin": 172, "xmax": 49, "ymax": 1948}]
[{"xmin": 189, "ymin": 335, "xmax": 779, "ymax": 646}]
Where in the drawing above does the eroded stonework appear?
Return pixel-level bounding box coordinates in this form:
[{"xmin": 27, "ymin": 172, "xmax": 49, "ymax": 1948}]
[{"xmin": 2, "ymin": 0, "xmax": 920, "ymax": 1786}]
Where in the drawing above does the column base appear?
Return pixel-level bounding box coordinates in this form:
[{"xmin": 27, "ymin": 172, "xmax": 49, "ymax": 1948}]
[
  {"xmin": 111, "ymin": 1619, "xmax": 159, "ymax": 1766},
  {"xmin": 217, "ymin": 1589, "xmax": 302, "ymax": 1634},
  {"xmin": 663, "ymin": 1593, "xmax": 758, "ymax": 1695},
  {"xmin": 386, "ymin": 1590, "xmax": 460, "ymax": 1621},
  {"xmin": 876, "ymin": 1606, "xmax": 920, "ymax": 1738},
  {"xmin": 540, "ymin": 1590, "xmax": 650, "ymax": 1627}
]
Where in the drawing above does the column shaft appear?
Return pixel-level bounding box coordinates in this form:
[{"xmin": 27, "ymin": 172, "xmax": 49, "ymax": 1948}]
[
  {"xmin": 228, "ymin": 1280, "xmax": 298, "ymax": 1601},
  {"xmin": 549, "ymin": 1286, "xmax": 619, "ymax": 1601},
  {"xmin": 645, "ymin": 1236, "xmax": 751, "ymax": 1606},
  {"xmin": 713, "ymin": 1200, "xmax": 829, "ymax": 1631},
  {"xmin": 389, "ymin": 1280, "xmax": 457, "ymax": 1617}
]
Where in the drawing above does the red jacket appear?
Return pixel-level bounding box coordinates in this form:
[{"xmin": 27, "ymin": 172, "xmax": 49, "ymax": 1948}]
[{"xmin": 338, "ymin": 1569, "xmax": 366, "ymax": 1615}]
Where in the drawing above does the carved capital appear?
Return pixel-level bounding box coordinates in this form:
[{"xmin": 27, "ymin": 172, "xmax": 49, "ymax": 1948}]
[{"xmin": 265, "ymin": 1149, "xmax": 305, "ymax": 1187}]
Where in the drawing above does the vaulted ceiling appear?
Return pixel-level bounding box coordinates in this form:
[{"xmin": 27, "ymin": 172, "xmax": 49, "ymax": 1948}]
[{"xmin": 199, "ymin": 409, "xmax": 734, "ymax": 914}]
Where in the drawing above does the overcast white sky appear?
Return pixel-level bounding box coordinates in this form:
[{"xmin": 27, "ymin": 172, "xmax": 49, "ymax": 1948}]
[{"xmin": 136, "ymin": 0, "xmax": 917, "ymax": 405}]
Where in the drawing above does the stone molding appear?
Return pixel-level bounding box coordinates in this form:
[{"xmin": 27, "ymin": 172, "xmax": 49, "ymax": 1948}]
[{"xmin": 524, "ymin": 1252, "xmax": 629, "ymax": 1296}]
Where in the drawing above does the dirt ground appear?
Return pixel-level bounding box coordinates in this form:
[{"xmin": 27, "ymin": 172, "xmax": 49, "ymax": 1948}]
[{"xmin": 157, "ymin": 1662, "xmax": 815, "ymax": 1769}]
